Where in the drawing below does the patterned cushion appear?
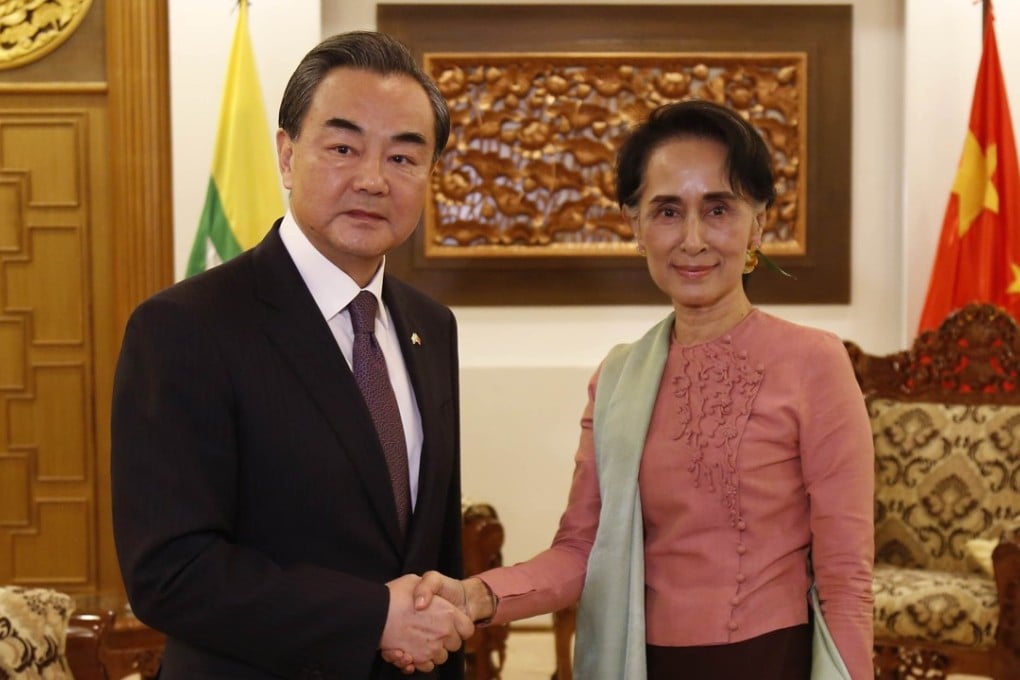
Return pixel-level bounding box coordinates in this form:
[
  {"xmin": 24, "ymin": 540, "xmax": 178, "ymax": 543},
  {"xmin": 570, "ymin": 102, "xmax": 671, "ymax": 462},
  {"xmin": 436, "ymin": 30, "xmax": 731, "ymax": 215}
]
[
  {"xmin": 873, "ymin": 564, "xmax": 998, "ymax": 649},
  {"xmin": 0, "ymin": 586, "xmax": 73, "ymax": 679},
  {"xmin": 868, "ymin": 398, "xmax": 1020, "ymax": 572}
]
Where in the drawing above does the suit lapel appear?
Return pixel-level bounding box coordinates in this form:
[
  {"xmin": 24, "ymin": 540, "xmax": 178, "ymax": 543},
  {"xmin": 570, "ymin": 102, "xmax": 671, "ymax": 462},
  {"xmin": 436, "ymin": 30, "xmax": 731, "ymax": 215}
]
[{"xmin": 251, "ymin": 227, "xmax": 405, "ymax": 552}]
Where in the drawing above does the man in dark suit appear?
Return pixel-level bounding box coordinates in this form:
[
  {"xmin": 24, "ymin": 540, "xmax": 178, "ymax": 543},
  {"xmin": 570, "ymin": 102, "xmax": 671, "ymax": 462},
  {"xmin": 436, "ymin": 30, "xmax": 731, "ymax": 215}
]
[{"xmin": 111, "ymin": 31, "xmax": 473, "ymax": 679}]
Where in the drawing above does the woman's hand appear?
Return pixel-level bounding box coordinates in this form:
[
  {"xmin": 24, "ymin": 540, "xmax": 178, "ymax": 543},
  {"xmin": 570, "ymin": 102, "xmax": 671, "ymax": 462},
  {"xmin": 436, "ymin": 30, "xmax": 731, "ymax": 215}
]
[{"xmin": 413, "ymin": 572, "xmax": 497, "ymax": 623}]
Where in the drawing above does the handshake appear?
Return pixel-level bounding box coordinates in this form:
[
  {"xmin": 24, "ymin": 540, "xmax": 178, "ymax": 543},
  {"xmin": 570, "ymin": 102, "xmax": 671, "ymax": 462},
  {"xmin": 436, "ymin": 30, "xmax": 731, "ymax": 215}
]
[{"xmin": 380, "ymin": 571, "xmax": 497, "ymax": 674}]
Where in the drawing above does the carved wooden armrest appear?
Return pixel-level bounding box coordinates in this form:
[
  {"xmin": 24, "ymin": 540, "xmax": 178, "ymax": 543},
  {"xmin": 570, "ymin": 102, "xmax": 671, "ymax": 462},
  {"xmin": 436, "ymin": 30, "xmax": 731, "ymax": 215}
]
[
  {"xmin": 65, "ymin": 594, "xmax": 165, "ymax": 680},
  {"xmin": 461, "ymin": 502, "xmax": 508, "ymax": 680},
  {"xmin": 66, "ymin": 606, "xmax": 114, "ymax": 680},
  {"xmin": 462, "ymin": 503, "xmax": 506, "ymax": 576}
]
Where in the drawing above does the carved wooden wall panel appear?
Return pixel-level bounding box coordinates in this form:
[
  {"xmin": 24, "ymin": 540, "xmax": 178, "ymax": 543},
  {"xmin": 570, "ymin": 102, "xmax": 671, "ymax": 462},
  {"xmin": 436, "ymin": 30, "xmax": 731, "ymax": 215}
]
[
  {"xmin": 0, "ymin": 0, "xmax": 171, "ymax": 595},
  {"xmin": 0, "ymin": 0, "xmax": 104, "ymax": 83},
  {"xmin": 379, "ymin": 4, "xmax": 851, "ymax": 305},
  {"xmin": 0, "ymin": 0, "xmax": 96, "ymax": 72},
  {"xmin": 6, "ymin": 227, "xmax": 86, "ymax": 343},
  {"xmin": 12, "ymin": 501, "xmax": 91, "ymax": 583},
  {"xmin": 9, "ymin": 366, "xmax": 90, "ymax": 479},
  {"xmin": 425, "ymin": 53, "xmax": 806, "ymax": 258},
  {"xmin": 0, "ymin": 107, "xmax": 98, "ymax": 587}
]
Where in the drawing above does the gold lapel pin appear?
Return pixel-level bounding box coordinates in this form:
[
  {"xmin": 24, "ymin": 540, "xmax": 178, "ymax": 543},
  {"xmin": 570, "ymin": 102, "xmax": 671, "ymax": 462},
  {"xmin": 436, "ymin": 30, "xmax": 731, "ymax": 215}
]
[{"xmin": 411, "ymin": 332, "xmax": 422, "ymax": 346}]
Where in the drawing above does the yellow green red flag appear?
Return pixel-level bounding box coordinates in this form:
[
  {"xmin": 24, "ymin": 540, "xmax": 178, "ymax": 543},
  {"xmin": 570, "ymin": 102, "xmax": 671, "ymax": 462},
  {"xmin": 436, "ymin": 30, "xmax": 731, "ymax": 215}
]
[
  {"xmin": 919, "ymin": 4, "xmax": 1020, "ymax": 332},
  {"xmin": 186, "ymin": 1, "xmax": 282, "ymax": 276}
]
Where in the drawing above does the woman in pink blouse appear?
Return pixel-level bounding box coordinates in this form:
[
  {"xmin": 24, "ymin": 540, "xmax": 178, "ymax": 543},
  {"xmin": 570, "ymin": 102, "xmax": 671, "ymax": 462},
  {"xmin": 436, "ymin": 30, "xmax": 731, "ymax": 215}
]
[{"xmin": 391, "ymin": 100, "xmax": 875, "ymax": 679}]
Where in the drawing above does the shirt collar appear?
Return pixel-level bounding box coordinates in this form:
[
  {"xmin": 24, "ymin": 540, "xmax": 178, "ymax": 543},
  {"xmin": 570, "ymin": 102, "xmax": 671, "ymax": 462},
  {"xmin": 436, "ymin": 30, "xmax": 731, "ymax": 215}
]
[{"xmin": 278, "ymin": 211, "xmax": 391, "ymax": 329}]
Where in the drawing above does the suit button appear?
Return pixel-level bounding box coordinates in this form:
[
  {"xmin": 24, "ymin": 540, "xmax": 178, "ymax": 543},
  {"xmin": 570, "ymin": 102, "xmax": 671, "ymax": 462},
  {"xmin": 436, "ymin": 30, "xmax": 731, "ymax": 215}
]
[
  {"xmin": 736, "ymin": 573, "xmax": 746, "ymax": 583},
  {"xmin": 736, "ymin": 544, "xmax": 747, "ymax": 555},
  {"xmin": 728, "ymin": 620, "xmax": 739, "ymax": 631},
  {"xmin": 736, "ymin": 520, "xmax": 747, "ymax": 531}
]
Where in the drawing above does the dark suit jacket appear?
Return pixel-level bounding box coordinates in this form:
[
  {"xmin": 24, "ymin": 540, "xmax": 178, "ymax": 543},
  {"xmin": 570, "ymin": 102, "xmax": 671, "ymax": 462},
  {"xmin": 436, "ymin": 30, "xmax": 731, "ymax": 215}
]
[{"xmin": 111, "ymin": 225, "xmax": 464, "ymax": 679}]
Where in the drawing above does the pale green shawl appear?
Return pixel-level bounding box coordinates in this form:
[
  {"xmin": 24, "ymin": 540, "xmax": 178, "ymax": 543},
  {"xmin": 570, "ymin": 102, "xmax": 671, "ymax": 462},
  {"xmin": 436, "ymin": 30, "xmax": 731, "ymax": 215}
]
[{"xmin": 574, "ymin": 314, "xmax": 673, "ymax": 679}]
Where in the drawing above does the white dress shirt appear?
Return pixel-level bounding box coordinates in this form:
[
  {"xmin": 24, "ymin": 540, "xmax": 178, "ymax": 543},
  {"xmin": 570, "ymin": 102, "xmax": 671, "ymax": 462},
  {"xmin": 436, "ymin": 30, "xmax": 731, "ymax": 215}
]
[{"xmin": 278, "ymin": 212, "xmax": 423, "ymax": 508}]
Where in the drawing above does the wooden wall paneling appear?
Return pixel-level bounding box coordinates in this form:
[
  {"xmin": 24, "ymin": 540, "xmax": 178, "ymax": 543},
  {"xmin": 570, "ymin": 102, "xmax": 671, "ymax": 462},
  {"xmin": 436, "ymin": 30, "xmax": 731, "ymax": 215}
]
[
  {"xmin": 0, "ymin": 0, "xmax": 172, "ymax": 594},
  {"xmin": 103, "ymin": 0, "xmax": 173, "ymax": 592},
  {"xmin": 0, "ymin": 97, "xmax": 104, "ymax": 589},
  {"xmin": 106, "ymin": 0, "xmax": 173, "ymax": 331},
  {"xmin": 0, "ymin": 4, "xmax": 109, "ymax": 588}
]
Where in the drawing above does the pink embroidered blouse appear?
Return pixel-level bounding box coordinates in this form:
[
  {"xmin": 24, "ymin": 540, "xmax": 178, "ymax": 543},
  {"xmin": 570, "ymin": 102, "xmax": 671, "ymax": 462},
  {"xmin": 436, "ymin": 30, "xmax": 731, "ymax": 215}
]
[{"xmin": 479, "ymin": 310, "xmax": 875, "ymax": 679}]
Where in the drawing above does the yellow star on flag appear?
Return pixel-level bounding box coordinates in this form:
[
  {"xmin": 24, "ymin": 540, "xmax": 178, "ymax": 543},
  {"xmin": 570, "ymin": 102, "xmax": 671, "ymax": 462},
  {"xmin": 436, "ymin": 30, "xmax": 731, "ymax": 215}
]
[
  {"xmin": 1009, "ymin": 262, "xmax": 1020, "ymax": 295},
  {"xmin": 953, "ymin": 131, "xmax": 999, "ymax": 237}
]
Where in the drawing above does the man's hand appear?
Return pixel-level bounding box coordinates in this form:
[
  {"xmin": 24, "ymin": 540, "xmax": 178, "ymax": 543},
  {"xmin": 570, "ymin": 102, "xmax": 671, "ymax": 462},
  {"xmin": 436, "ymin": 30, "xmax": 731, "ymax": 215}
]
[
  {"xmin": 413, "ymin": 572, "xmax": 496, "ymax": 623},
  {"xmin": 379, "ymin": 574, "xmax": 475, "ymax": 674}
]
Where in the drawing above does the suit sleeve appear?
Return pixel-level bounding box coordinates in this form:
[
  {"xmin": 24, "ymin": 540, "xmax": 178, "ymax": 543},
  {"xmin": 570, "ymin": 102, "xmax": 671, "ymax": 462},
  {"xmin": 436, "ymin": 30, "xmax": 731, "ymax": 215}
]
[{"xmin": 111, "ymin": 296, "xmax": 390, "ymax": 679}]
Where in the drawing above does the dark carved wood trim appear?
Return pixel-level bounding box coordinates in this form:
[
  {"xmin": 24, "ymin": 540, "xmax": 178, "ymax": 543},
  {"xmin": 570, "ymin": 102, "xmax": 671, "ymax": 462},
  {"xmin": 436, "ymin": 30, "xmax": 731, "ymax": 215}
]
[{"xmin": 844, "ymin": 303, "xmax": 1020, "ymax": 404}]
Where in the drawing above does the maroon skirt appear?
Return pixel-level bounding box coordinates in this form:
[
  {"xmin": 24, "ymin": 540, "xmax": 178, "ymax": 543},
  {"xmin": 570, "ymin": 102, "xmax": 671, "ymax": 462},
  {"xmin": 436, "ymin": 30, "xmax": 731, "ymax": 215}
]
[{"xmin": 646, "ymin": 623, "xmax": 811, "ymax": 680}]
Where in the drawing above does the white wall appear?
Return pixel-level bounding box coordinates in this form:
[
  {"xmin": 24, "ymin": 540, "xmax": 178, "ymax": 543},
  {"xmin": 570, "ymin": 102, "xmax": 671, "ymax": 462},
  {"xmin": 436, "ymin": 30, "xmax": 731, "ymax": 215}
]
[
  {"xmin": 168, "ymin": 0, "xmax": 1015, "ymax": 624},
  {"xmin": 903, "ymin": 0, "xmax": 1019, "ymax": 334}
]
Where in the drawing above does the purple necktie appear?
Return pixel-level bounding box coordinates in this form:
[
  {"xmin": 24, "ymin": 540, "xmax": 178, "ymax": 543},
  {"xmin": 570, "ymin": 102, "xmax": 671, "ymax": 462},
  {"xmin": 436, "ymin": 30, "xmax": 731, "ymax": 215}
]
[{"xmin": 348, "ymin": 291, "xmax": 411, "ymax": 536}]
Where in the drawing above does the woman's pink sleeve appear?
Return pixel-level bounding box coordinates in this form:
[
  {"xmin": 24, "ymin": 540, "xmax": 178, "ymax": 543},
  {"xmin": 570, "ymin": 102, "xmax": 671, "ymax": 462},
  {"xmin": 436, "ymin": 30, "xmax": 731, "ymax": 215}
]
[{"xmin": 478, "ymin": 372, "xmax": 603, "ymax": 625}]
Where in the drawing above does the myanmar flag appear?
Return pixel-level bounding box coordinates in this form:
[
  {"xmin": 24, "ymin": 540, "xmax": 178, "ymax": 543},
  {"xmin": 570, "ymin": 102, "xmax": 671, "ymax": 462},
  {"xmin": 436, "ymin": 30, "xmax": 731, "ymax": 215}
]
[
  {"xmin": 918, "ymin": 4, "xmax": 1020, "ymax": 333},
  {"xmin": 186, "ymin": 1, "xmax": 283, "ymax": 276}
]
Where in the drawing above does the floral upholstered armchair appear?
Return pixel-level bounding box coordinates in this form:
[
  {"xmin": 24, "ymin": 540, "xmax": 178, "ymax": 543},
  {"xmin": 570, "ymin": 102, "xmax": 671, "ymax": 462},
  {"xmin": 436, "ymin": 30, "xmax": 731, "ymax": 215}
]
[
  {"xmin": 845, "ymin": 302, "xmax": 1020, "ymax": 679},
  {"xmin": 0, "ymin": 586, "xmax": 74, "ymax": 678}
]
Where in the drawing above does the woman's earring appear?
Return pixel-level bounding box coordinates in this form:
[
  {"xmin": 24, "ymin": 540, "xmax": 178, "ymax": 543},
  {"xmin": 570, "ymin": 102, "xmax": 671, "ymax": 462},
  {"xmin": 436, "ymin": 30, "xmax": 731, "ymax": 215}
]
[
  {"xmin": 743, "ymin": 249, "xmax": 759, "ymax": 274},
  {"xmin": 636, "ymin": 244, "xmax": 647, "ymax": 256}
]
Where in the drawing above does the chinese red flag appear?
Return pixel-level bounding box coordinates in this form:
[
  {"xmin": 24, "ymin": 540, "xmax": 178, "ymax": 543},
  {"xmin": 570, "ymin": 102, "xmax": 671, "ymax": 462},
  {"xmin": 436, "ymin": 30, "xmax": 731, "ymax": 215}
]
[{"xmin": 918, "ymin": 6, "xmax": 1020, "ymax": 333}]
